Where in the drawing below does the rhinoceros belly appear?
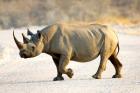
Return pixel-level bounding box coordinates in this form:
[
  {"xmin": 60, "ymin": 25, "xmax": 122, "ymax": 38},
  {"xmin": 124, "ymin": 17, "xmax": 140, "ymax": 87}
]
[{"xmin": 71, "ymin": 49, "xmax": 100, "ymax": 62}]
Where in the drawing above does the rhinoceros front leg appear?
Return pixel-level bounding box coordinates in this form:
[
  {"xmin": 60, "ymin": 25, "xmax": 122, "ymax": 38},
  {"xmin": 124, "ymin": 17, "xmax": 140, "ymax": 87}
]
[
  {"xmin": 59, "ymin": 55, "xmax": 74, "ymax": 79},
  {"xmin": 52, "ymin": 57, "xmax": 64, "ymax": 81}
]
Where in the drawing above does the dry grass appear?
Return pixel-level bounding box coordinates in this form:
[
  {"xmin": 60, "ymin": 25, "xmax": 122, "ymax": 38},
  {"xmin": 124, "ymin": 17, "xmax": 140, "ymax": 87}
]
[
  {"xmin": 0, "ymin": 0, "xmax": 139, "ymax": 29},
  {"xmin": 96, "ymin": 16, "xmax": 140, "ymax": 25}
]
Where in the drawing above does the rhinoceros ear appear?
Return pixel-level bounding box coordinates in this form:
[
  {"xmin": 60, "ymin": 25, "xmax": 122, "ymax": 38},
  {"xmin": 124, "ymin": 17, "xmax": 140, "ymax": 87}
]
[
  {"xmin": 37, "ymin": 30, "xmax": 42, "ymax": 39},
  {"xmin": 27, "ymin": 29, "xmax": 34, "ymax": 36}
]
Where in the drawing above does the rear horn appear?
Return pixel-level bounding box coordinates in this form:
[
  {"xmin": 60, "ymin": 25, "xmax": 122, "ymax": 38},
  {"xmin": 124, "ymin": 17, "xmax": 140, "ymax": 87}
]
[{"xmin": 22, "ymin": 33, "xmax": 30, "ymax": 43}]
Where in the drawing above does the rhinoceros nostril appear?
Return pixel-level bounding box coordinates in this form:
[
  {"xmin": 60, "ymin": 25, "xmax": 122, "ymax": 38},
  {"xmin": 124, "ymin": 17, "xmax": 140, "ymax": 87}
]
[{"xmin": 19, "ymin": 52, "xmax": 27, "ymax": 58}]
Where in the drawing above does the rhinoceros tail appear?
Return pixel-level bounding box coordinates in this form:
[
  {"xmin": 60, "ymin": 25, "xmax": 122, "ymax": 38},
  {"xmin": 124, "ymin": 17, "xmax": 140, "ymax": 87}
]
[{"xmin": 116, "ymin": 42, "xmax": 120, "ymax": 56}]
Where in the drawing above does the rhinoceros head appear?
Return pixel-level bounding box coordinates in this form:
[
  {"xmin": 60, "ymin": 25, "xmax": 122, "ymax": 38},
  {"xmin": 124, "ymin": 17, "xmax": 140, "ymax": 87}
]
[{"xmin": 13, "ymin": 29, "xmax": 44, "ymax": 58}]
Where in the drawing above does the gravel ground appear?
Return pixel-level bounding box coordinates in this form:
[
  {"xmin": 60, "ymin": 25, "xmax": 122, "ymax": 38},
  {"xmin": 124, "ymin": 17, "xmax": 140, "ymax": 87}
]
[{"xmin": 0, "ymin": 26, "xmax": 139, "ymax": 93}]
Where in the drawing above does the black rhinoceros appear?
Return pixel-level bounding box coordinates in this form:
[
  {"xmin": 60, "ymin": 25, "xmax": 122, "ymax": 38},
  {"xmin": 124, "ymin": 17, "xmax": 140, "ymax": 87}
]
[{"xmin": 13, "ymin": 22, "xmax": 122, "ymax": 81}]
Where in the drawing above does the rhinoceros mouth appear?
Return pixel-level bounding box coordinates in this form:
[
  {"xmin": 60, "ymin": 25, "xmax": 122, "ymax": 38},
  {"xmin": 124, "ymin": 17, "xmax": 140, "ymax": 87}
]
[
  {"xmin": 19, "ymin": 51, "xmax": 33, "ymax": 58},
  {"xmin": 21, "ymin": 53, "xmax": 37, "ymax": 58},
  {"xmin": 20, "ymin": 54, "xmax": 28, "ymax": 58}
]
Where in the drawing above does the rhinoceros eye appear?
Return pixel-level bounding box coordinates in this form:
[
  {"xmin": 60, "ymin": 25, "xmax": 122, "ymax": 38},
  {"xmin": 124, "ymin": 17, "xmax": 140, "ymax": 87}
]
[
  {"xmin": 28, "ymin": 43, "xmax": 36, "ymax": 51},
  {"xmin": 31, "ymin": 46, "xmax": 35, "ymax": 51}
]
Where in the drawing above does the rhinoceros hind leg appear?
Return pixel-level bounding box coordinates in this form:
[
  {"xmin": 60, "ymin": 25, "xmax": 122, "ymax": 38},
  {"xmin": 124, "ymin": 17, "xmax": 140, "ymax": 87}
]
[
  {"xmin": 109, "ymin": 54, "xmax": 122, "ymax": 78},
  {"xmin": 92, "ymin": 55, "xmax": 109, "ymax": 79}
]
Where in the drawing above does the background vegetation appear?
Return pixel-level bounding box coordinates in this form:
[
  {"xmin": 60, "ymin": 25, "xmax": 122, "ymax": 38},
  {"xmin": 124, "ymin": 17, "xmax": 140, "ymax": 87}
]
[{"xmin": 0, "ymin": 0, "xmax": 140, "ymax": 29}]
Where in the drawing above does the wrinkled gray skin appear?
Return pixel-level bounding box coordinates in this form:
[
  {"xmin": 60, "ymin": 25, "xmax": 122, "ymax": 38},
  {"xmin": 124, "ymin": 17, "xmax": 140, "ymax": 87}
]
[{"xmin": 13, "ymin": 22, "xmax": 122, "ymax": 81}]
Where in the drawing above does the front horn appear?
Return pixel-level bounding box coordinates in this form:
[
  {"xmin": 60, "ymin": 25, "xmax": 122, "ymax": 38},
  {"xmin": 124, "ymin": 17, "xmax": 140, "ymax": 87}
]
[
  {"xmin": 22, "ymin": 33, "xmax": 29, "ymax": 43},
  {"xmin": 13, "ymin": 31, "xmax": 24, "ymax": 49}
]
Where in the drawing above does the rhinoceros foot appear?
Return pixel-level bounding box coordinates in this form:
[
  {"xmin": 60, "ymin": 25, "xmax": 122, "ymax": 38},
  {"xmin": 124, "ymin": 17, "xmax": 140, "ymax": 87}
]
[
  {"xmin": 67, "ymin": 68, "xmax": 74, "ymax": 78},
  {"xmin": 53, "ymin": 76, "xmax": 64, "ymax": 81},
  {"xmin": 112, "ymin": 74, "xmax": 122, "ymax": 78},
  {"xmin": 92, "ymin": 74, "xmax": 101, "ymax": 79}
]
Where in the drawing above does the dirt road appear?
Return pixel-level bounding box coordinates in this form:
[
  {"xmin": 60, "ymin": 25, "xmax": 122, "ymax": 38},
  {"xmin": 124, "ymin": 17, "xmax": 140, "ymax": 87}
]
[{"xmin": 0, "ymin": 27, "xmax": 139, "ymax": 93}]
